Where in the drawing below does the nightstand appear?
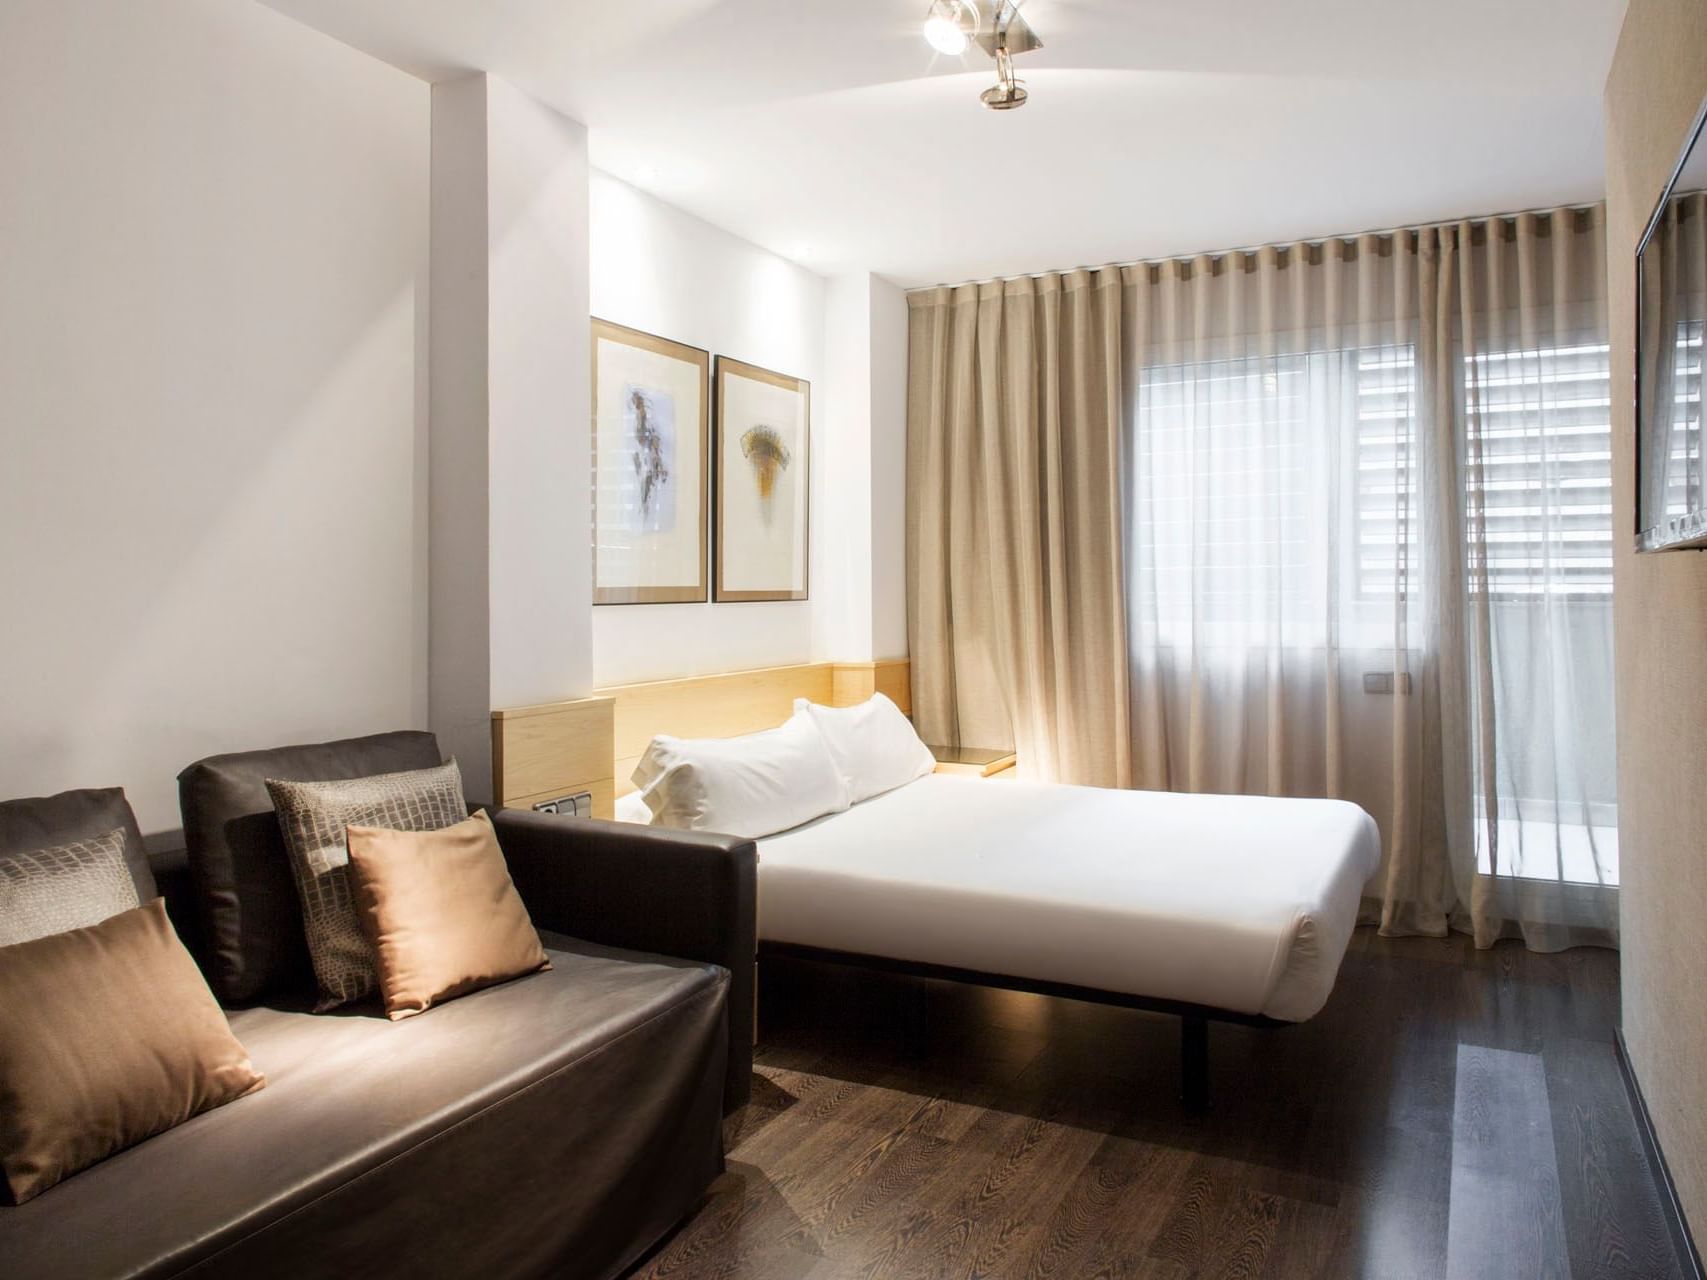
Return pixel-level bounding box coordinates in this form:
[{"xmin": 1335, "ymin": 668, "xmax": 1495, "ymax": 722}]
[{"xmin": 928, "ymin": 745, "xmax": 1017, "ymax": 779}]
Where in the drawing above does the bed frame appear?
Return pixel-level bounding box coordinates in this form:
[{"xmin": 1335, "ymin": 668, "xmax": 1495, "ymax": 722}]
[
  {"xmin": 760, "ymin": 942, "xmax": 1286, "ymax": 1109},
  {"xmin": 491, "ymin": 660, "xmax": 1287, "ymax": 1111}
]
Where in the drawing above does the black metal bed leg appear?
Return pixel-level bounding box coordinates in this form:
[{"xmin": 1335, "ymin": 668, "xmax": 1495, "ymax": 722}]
[{"xmin": 1181, "ymin": 1015, "xmax": 1209, "ymax": 1111}]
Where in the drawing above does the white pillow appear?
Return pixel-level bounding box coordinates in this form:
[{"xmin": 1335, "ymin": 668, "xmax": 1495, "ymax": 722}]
[
  {"xmin": 613, "ymin": 791, "xmax": 653, "ymax": 825},
  {"xmin": 794, "ymin": 693, "xmax": 936, "ymax": 805},
  {"xmin": 631, "ymin": 712, "xmax": 849, "ymax": 838}
]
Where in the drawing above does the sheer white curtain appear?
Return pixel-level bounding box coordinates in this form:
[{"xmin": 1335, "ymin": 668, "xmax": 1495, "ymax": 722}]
[
  {"xmin": 1445, "ymin": 210, "xmax": 1616, "ymax": 948},
  {"xmin": 1123, "ymin": 238, "xmax": 1432, "ymax": 914},
  {"xmin": 1121, "ymin": 209, "xmax": 1616, "ymax": 949}
]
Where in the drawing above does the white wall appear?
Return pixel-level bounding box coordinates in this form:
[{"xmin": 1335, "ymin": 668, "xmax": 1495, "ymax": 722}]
[
  {"xmin": 484, "ymin": 77, "xmax": 591, "ymax": 710},
  {"xmin": 430, "ymin": 74, "xmax": 592, "ymax": 789},
  {"xmin": 427, "ymin": 76, "xmax": 493, "ymax": 786},
  {"xmin": 588, "ymin": 172, "xmax": 828, "ymax": 686},
  {"xmin": 868, "ymin": 276, "xmax": 910, "ymax": 661},
  {"xmin": 0, "ymin": 0, "xmax": 429, "ymax": 834},
  {"xmin": 821, "ymin": 272, "xmax": 910, "ymax": 663},
  {"xmin": 821, "ymin": 276, "xmax": 877, "ymax": 661}
]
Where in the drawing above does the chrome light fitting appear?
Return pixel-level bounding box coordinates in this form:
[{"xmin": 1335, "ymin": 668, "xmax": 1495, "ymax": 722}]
[
  {"xmin": 922, "ymin": 0, "xmax": 1041, "ymax": 110},
  {"xmin": 980, "ymin": 44, "xmax": 1026, "ymax": 110}
]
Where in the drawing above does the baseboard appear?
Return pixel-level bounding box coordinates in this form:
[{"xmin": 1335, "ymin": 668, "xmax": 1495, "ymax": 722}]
[{"xmin": 1616, "ymin": 1029, "xmax": 1705, "ymax": 1280}]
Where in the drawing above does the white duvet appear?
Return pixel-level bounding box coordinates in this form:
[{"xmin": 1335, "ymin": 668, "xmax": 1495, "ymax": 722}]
[{"xmin": 751, "ymin": 774, "xmax": 1380, "ymax": 1022}]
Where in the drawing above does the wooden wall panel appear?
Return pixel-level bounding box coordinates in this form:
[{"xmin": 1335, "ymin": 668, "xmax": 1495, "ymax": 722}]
[
  {"xmin": 490, "ymin": 696, "xmax": 615, "ymax": 817},
  {"xmin": 830, "ymin": 659, "xmax": 912, "ymax": 713}
]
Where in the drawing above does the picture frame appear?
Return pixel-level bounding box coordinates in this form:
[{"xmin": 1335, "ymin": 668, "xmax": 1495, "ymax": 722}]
[
  {"xmin": 714, "ymin": 357, "xmax": 811, "ymax": 602},
  {"xmin": 590, "ymin": 318, "xmax": 710, "ymax": 604}
]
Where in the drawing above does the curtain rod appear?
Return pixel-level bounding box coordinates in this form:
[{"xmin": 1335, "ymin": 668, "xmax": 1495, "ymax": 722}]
[{"xmin": 906, "ymin": 198, "xmax": 1604, "ymax": 294}]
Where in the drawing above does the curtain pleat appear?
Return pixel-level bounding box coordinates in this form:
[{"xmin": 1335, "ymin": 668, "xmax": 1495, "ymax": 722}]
[
  {"xmin": 906, "ymin": 271, "xmax": 1131, "ymax": 788},
  {"xmin": 905, "ymin": 206, "xmax": 1615, "ymax": 952}
]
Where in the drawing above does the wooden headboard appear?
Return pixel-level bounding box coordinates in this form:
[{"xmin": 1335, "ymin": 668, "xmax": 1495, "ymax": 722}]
[{"xmin": 490, "ymin": 659, "xmax": 910, "ymax": 813}]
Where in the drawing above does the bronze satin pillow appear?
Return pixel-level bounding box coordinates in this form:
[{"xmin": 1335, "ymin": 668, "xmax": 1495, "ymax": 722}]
[
  {"xmin": 0, "ymin": 898, "xmax": 266, "ymax": 1204},
  {"xmin": 346, "ymin": 811, "xmax": 549, "ymax": 1021}
]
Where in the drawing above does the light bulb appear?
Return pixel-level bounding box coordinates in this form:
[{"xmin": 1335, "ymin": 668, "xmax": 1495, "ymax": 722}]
[{"xmin": 923, "ymin": 12, "xmax": 969, "ymax": 55}]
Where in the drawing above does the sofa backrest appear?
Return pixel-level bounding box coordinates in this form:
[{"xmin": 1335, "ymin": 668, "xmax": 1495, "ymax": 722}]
[
  {"xmin": 0, "ymin": 787, "xmax": 155, "ymax": 903},
  {"xmin": 177, "ymin": 731, "xmax": 445, "ymax": 1005}
]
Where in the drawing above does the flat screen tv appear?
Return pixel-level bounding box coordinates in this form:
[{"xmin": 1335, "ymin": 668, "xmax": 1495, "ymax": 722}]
[{"xmin": 1636, "ymin": 94, "xmax": 1707, "ymax": 552}]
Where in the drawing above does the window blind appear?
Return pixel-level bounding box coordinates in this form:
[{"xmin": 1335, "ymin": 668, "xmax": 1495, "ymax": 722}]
[{"xmin": 1355, "ymin": 342, "xmax": 1618, "ymax": 600}]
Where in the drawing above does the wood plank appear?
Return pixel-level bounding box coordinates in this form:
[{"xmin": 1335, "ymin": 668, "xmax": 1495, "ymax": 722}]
[
  {"xmin": 831, "ymin": 663, "xmax": 874, "ymax": 709},
  {"xmin": 622, "ymin": 932, "xmax": 1684, "ymax": 1280},
  {"xmin": 1446, "ymin": 1043, "xmax": 1570, "ymax": 1280},
  {"xmin": 489, "ymin": 695, "xmax": 613, "ymax": 808},
  {"xmin": 829, "ymin": 659, "xmax": 912, "ymax": 713},
  {"xmin": 1547, "ymin": 1034, "xmax": 1686, "ymax": 1280}
]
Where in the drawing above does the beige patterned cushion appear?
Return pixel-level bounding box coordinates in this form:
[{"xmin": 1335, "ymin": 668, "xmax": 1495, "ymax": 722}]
[
  {"xmin": 266, "ymin": 761, "xmax": 466, "ymax": 1010},
  {"xmin": 0, "ymin": 828, "xmax": 141, "ymax": 947}
]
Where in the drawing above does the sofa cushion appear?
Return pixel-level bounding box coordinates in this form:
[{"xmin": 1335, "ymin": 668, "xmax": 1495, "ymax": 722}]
[
  {"xmin": 0, "ymin": 788, "xmax": 154, "ymax": 904},
  {"xmin": 0, "ymin": 934, "xmax": 729, "ymax": 1280},
  {"xmin": 0, "ymin": 827, "xmax": 139, "ymax": 946},
  {"xmin": 177, "ymin": 732, "xmax": 445, "ymax": 1004},
  {"xmin": 266, "ymin": 761, "xmax": 467, "ymax": 1010},
  {"xmin": 0, "ymin": 900, "xmax": 266, "ymax": 1204},
  {"xmin": 347, "ymin": 811, "xmax": 549, "ymax": 1021}
]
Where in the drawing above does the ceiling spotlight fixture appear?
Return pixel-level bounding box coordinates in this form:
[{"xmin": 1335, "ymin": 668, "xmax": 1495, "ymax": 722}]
[
  {"xmin": 922, "ymin": 1, "xmax": 1041, "ymax": 109},
  {"xmin": 922, "ymin": 0, "xmax": 976, "ymax": 56},
  {"xmin": 980, "ymin": 43, "xmax": 1027, "ymax": 110}
]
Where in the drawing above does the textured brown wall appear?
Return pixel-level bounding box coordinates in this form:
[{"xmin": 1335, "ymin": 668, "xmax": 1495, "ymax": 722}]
[{"xmin": 1606, "ymin": 0, "xmax": 1707, "ymax": 1237}]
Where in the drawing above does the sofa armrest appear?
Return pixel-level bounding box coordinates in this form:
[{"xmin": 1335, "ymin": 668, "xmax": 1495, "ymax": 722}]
[{"xmin": 491, "ymin": 808, "xmax": 757, "ymax": 1112}]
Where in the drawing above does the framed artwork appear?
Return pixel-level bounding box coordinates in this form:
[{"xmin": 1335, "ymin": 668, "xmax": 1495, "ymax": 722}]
[
  {"xmin": 591, "ymin": 318, "xmax": 710, "ymax": 604},
  {"xmin": 714, "ymin": 357, "xmax": 810, "ymax": 602}
]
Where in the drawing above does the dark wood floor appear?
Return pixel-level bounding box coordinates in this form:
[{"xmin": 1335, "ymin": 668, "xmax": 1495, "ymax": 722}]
[{"xmin": 628, "ymin": 929, "xmax": 1683, "ymax": 1280}]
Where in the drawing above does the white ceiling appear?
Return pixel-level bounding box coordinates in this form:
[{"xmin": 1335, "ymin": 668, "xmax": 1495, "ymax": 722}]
[{"xmin": 261, "ymin": 0, "xmax": 1628, "ymax": 288}]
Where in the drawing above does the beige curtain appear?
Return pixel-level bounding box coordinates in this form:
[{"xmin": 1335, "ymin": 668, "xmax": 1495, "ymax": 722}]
[
  {"xmin": 1117, "ymin": 208, "xmax": 1613, "ymax": 950},
  {"xmin": 905, "ymin": 209, "xmax": 1614, "ymax": 952},
  {"xmin": 906, "ymin": 269, "xmax": 1132, "ymax": 788}
]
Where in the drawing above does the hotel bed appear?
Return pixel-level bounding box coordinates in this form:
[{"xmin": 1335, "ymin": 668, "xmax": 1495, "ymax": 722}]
[
  {"xmin": 752, "ymin": 772, "xmax": 1378, "ymax": 1025},
  {"xmin": 615, "ymin": 733, "xmax": 1380, "ymax": 1104}
]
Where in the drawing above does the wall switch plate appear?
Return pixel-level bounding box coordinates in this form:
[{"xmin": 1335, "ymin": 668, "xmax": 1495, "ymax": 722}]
[
  {"xmin": 533, "ymin": 791, "xmax": 595, "ymax": 817},
  {"xmin": 1362, "ymin": 671, "xmax": 1413, "ymax": 695}
]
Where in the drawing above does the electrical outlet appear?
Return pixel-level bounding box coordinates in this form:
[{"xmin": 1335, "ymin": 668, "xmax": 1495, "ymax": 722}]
[
  {"xmin": 533, "ymin": 791, "xmax": 596, "ymax": 817},
  {"xmin": 1362, "ymin": 671, "xmax": 1413, "ymax": 695}
]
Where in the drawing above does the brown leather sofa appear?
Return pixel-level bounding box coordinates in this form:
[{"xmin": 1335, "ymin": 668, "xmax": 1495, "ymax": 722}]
[{"xmin": 0, "ymin": 732, "xmax": 757, "ymax": 1280}]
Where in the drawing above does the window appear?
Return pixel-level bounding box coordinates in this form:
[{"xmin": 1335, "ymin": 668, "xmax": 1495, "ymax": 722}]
[
  {"xmin": 1355, "ymin": 348, "xmax": 1418, "ymax": 600},
  {"xmin": 1354, "ymin": 340, "xmax": 1617, "ymax": 600},
  {"xmin": 1131, "ymin": 345, "xmax": 1412, "ymax": 649},
  {"xmin": 1140, "ymin": 338, "xmax": 1618, "ymax": 627},
  {"xmin": 1464, "ymin": 341, "xmax": 1614, "ymax": 598},
  {"xmin": 1132, "ymin": 353, "xmax": 1315, "ymax": 643}
]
